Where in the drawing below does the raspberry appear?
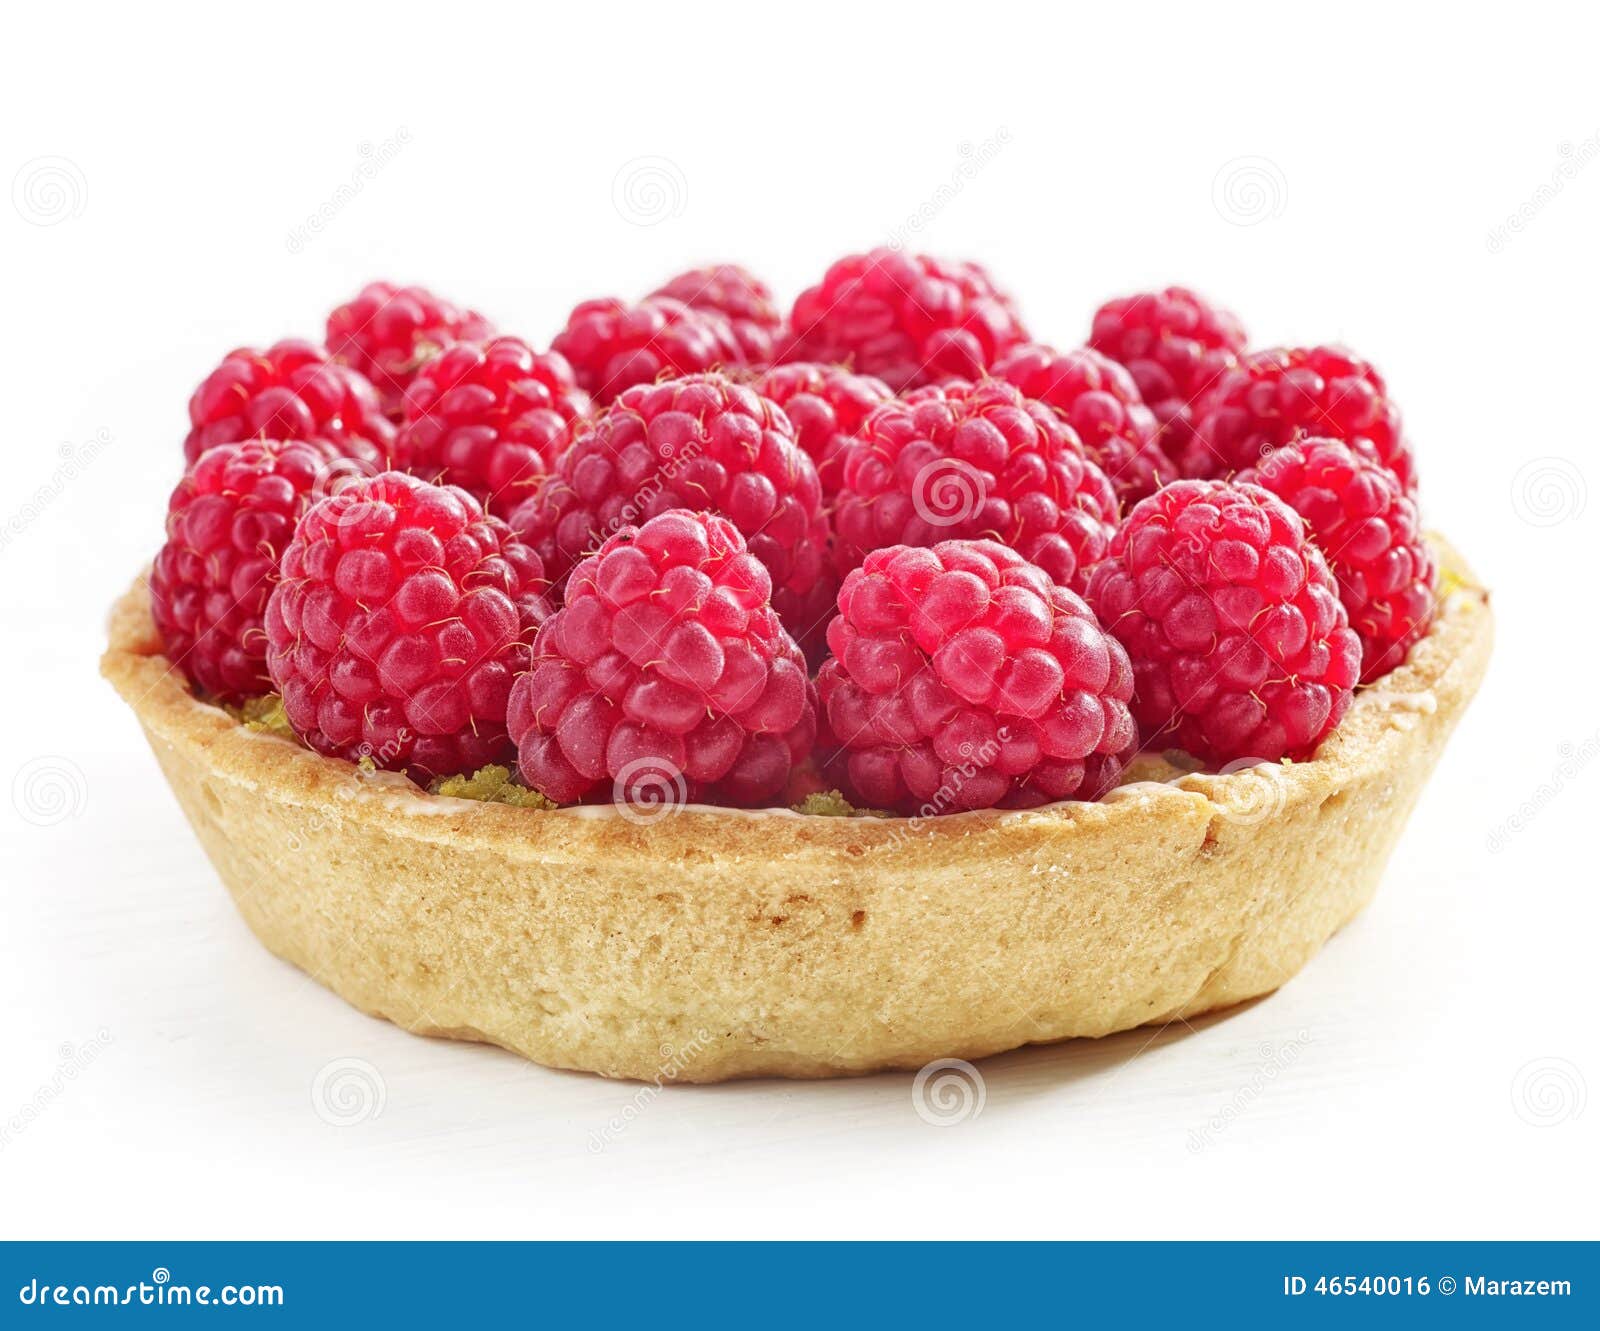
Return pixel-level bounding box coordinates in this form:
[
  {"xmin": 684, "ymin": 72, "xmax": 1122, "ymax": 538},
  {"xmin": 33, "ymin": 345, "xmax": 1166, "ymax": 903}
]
[
  {"xmin": 787, "ymin": 248, "xmax": 1028, "ymax": 391},
  {"xmin": 508, "ymin": 509, "xmax": 816, "ymax": 808},
  {"xmin": 832, "ymin": 378, "xmax": 1119, "ymax": 595},
  {"xmin": 325, "ymin": 281, "xmax": 494, "ymax": 418},
  {"xmin": 816, "ymin": 539, "xmax": 1136, "ymax": 813},
  {"xmin": 751, "ymin": 361, "xmax": 893, "ymax": 498},
  {"xmin": 264, "ymin": 472, "xmax": 548, "ymax": 784},
  {"xmin": 649, "ymin": 264, "xmax": 784, "ymax": 364},
  {"xmin": 1085, "ymin": 480, "xmax": 1361, "ymax": 765},
  {"xmin": 393, "ymin": 336, "xmax": 590, "ymax": 518},
  {"xmin": 508, "ymin": 373, "xmax": 835, "ymax": 660},
  {"xmin": 1089, "ymin": 287, "xmax": 1246, "ymax": 453},
  {"xmin": 1238, "ymin": 438, "xmax": 1436, "ymax": 683},
  {"xmin": 183, "ymin": 339, "xmax": 393, "ymax": 467},
  {"xmin": 992, "ymin": 343, "xmax": 1175, "ymax": 505},
  {"xmin": 551, "ymin": 296, "xmax": 745, "ymax": 404},
  {"xmin": 1186, "ymin": 345, "xmax": 1417, "ymax": 491},
  {"xmin": 151, "ymin": 438, "xmax": 337, "ymax": 704}
]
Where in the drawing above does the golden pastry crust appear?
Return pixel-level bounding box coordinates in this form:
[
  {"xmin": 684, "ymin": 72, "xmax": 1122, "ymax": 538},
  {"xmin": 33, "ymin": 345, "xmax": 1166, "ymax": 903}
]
[{"xmin": 102, "ymin": 538, "xmax": 1492, "ymax": 1083}]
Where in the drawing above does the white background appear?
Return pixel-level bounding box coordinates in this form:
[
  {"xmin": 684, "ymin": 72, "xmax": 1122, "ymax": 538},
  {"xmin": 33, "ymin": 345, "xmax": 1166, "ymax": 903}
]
[{"xmin": 2, "ymin": 0, "xmax": 1595, "ymax": 1240}]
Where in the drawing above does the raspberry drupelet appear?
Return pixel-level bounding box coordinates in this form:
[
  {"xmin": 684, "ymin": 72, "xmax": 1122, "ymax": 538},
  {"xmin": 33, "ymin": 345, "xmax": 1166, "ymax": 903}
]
[
  {"xmin": 508, "ymin": 373, "xmax": 835, "ymax": 661},
  {"xmin": 1239, "ymin": 437, "xmax": 1436, "ymax": 682},
  {"xmin": 325, "ymin": 281, "xmax": 495, "ymax": 419},
  {"xmin": 752, "ymin": 361, "xmax": 893, "ymax": 498},
  {"xmin": 508, "ymin": 509, "xmax": 817, "ymax": 808},
  {"xmin": 1089, "ymin": 286, "xmax": 1247, "ymax": 452},
  {"xmin": 649, "ymin": 264, "xmax": 785, "ymax": 365},
  {"xmin": 393, "ymin": 336, "xmax": 590, "ymax": 518},
  {"xmin": 992, "ymin": 343, "xmax": 1175, "ymax": 506},
  {"xmin": 831, "ymin": 378, "xmax": 1120, "ymax": 595},
  {"xmin": 263, "ymin": 471, "xmax": 549, "ymax": 784},
  {"xmin": 816, "ymin": 539, "xmax": 1137, "ymax": 814},
  {"xmin": 1186, "ymin": 345, "xmax": 1416, "ymax": 492},
  {"xmin": 551, "ymin": 296, "xmax": 746, "ymax": 404},
  {"xmin": 183, "ymin": 339, "xmax": 393, "ymax": 468},
  {"xmin": 786, "ymin": 248, "xmax": 1029, "ymax": 391},
  {"xmin": 1085, "ymin": 479, "xmax": 1362, "ymax": 766},
  {"xmin": 151, "ymin": 438, "xmax": 339, "ymax": 704}
]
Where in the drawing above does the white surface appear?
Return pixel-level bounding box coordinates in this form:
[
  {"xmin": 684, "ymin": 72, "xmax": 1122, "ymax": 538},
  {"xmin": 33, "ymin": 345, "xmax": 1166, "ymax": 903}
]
[{"xmin": 2, "ymin": 0, "xmax": 1595, "ymax": 1240}]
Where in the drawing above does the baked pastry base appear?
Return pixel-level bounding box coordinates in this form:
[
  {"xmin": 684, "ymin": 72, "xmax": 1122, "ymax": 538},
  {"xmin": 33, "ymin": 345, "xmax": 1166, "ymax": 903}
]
[{"xmin": 102, "ymin": 538, "xmax": 1492, "ymax": 1083}]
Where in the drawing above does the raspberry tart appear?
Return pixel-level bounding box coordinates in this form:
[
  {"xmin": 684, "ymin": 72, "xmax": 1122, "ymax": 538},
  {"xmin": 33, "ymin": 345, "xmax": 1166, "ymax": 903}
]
[{"xmin": 104, "ymin": 274, "xmax": 1491, "ymax": 1084}]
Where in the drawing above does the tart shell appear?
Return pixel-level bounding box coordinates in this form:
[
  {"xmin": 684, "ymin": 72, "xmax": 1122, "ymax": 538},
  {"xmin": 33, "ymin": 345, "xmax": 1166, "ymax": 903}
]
[{"xmin": 102, "ymin": 538, "xmax": 1492, "ymax": 1083}]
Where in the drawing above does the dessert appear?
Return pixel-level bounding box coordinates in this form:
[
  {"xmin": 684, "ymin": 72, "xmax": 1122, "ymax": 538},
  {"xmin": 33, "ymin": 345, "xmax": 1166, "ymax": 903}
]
[{"xmin": 103, "ymin": 264, "xmax": 1491, "ymax": 1083}]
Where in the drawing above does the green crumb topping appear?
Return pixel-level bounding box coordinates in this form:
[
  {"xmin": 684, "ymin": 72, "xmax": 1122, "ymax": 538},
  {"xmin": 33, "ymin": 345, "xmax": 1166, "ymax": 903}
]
[
  {"xmin": 792, "ymin": 789, "xmax": 892, "ymax": 819},
  {"xmin": 233, "ymin": 694, "xmax": 295, "ymax": 738},
  {"xmin": 431, "ymin": 765, "xmax": 558, "ymax": 810}
]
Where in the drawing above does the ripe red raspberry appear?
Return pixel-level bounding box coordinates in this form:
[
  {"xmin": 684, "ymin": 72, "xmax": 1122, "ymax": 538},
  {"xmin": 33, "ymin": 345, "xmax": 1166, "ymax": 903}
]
[
  {"xmin": 1085, "ymin": 480, "xmax": 1361, "ymax": 765},
  {"xmin": 509, "ymin": 509, "xmax": 816, "ymax": 808},
  {"xmin": 751, "ymin": 361, "xmax": 892, "ymax": 498},
  {"xmin": 649, "ymin": 264, "xmax": 784, "ymax": 364},
  {"xmin": 183, "ymin": 339, "xmax": 393, "ymax": 467},
  {"xmin": 551, "ymin": 296, "xmax": 745, "ymax": 404},
  {"xmin": 832, "ymin": 378, "xmax": 1119, "ymax": 595},
  {"xmin": 325, "ymin": 281, "xmax": 494, "ymax": 418},
  {"xmin": 508, "ymin": 373, "xmax": 835, "ymax": 659},
  {"xmin": 992, "ymin": 343, "xmax": 1175, "ymax": 506},
  {"xmin": 1238, "ymin": 438, "xmax": 1436, "ymax": 683},
  {"xmin": 1186, "ymin": 346, "xmax": 1417, "ymax": 491},
  {"xmin": 393, "ymin": 336, "xmax": 590, "ymax": 518},
  {"xmin": 264, "ymin": 472, "xmax": 548, "ymax": 784},
  {"xmin": 1089, "ymin": 286, "xmax": 1246, "ymax": 451},
  {"xmin": 151, "ymin": 438, "xmax": 338, "ymax": 704},
  {"xmin": 787, "ymin": 248, "xmax": 1029, "ymax": 391},
  {"xmin": 816, "ymin": 539, "xmax": 1136, "ymax": 813}
]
